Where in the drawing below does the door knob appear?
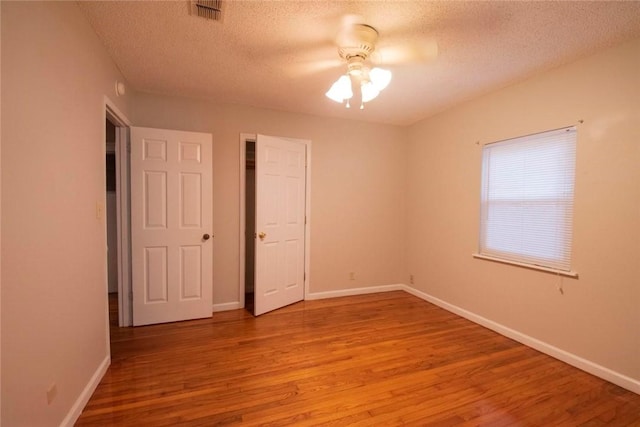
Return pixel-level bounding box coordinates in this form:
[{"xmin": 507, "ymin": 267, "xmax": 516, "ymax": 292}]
[
  {"xmin": 203, "ymin": 233, "xmax": 211, "ymax": 241},
  {"xmin": 258, "ymin": 232, "xmax": 266, "ymax": 241}
]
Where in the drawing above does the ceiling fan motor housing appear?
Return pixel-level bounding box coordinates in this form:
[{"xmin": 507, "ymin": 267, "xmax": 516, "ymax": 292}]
[{"xmin": 337, "ymin": 24, "xmax": 378, "ymax": 62}]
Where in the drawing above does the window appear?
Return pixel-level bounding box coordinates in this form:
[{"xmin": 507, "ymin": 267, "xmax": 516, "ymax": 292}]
[{"xmin": 477, "ymin": 126, "xmax": 577, "ymax": 274}]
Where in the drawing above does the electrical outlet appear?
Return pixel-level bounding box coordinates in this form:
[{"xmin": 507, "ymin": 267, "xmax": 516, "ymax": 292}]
[
  {"xmin": 47, "ymin": 383, "xmax": 57, "ymax": 405},
  {"xmin": 349, "ymin": 272, "xmax": 355, "ymax": 281},
  {"xmin": 409, "ymin": 274, "xmax": 414, "ymax": 285}
]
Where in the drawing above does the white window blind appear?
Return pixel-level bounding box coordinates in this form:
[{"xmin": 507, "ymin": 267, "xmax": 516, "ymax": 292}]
[{"xmin": 479, "ymin": 126, "xmax": 577, "ymax": 272}]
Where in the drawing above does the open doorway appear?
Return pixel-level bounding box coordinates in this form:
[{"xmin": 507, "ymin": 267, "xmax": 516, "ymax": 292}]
[
  {"xmin": 105, "ymin": 119, "xmax": 119, "ymax": 327},
  {"xmin": 105, "ymin": 99, "xmax": 132, "ymax": 328},
  {"xmin": 239, "ymin": 134, "xmax": 312, "ymax": 317},
  {"xmin": 244, "ymin": 139, "xmax": 256, "ymax": 315}
]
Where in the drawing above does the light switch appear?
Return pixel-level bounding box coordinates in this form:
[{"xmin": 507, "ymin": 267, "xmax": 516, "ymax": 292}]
[{"xmin": 96, "ymin": 201, "xmax": 105, "ymax": 220}]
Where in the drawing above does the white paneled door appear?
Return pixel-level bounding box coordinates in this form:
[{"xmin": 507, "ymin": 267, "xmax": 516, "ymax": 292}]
[
  {"xmin": 254, "ymin": 135, "xmax": 307, "ymax": 316},
  {"xmin": 131, "ymin": 127, "xmax": 213, "ymax": 326}
]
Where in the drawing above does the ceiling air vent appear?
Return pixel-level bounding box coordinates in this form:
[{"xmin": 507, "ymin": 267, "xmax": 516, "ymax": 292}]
[{"xmin": 191, "ymin": 0, "xmax": 223, "ymax": 21}]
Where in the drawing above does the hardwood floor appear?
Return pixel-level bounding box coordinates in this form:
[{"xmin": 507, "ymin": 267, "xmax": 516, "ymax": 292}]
[{"xmin": 77, "ymin": 292, "xmax": 640, "ymax": 426}]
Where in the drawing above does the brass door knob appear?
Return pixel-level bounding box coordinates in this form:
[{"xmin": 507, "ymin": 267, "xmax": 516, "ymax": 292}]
[
  {"xmin": 203, "ymin": 234, "xmax": 211, "ymax": 241},
  {"xmin": 258, "ymin": 232, "xmax": 266, "ymax": 241}
]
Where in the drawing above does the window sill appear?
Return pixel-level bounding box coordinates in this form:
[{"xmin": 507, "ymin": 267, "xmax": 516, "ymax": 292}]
[{"xmin": 472, "ymin": 254, "xmax": 579, "ymax": 278}]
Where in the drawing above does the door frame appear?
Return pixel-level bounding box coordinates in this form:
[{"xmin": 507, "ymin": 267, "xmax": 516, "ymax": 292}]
[
  {"xmin": 239, "ymin": 133, "xmax": 312, "ymax": 310},
  {"xmin": 104, "ymin": 96, "xmax": 132, "ymax": 327}
]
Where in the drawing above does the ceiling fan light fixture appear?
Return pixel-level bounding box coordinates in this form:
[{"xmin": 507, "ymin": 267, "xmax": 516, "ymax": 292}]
[
  {"xmin": 361, "ymin": 81, "xmax": 380, "ymax": 103},
  {"xmin": 326, "ymin": 22, "xmax": 397, "ymax": 109},
  {"xmin": 369, "ymin": 67, "xmax": 392, "ymax": 91},
  {"xmin": 346, "ymin": 55, "xmax": 366, "ymax": 77},
  {"xmin": 325, "ymin": 75, "xmax": 353, "ymax": 103}
]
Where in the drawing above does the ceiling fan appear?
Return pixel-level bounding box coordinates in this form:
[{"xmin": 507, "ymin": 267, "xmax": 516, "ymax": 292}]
[{"xmin": 324, "ymin": 17, "xmax": 439, "ymax": 109}]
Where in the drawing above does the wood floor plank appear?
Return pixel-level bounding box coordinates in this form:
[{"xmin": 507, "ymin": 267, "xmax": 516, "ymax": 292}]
[{"xmin": 76, "ymin": 291, "xmax": 640, "ymax": 426}]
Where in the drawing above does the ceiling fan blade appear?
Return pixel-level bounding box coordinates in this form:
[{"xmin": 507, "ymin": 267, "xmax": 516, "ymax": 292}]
[
  {"xmin": 340, "ymin": 14, "xmax": 366, "ymax": 30},
  {"xmin": 286, "ymin": 58, "xmax": 343, "ymax": 78},
  {"xmin": 373, "ymin": 38, "xmax": 439, "ymax": 65}
]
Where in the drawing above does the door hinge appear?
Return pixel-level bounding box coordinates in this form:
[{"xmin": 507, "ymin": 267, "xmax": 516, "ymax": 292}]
[
  {"xmin": 304, "ymin": 216, "xmax": 307, "ymax": 225},
  {"xmin": 126, "ymin": 140, "xmax": 131, "ymax": 153}
]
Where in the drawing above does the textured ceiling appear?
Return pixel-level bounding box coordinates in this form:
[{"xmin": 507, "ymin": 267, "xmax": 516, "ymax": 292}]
[{"xmin": 79, "ymin": 1, "xmax": 640, "ymax": 126}]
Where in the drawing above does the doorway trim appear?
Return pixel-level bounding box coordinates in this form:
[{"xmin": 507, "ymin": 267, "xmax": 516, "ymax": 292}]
[
  {"xmin": 239, "ymin": 133, "xmax": 312, "ymax": 311},
  {"xmin": 104, "ymin": 96, "xmax": 132, "ymax": 327}
]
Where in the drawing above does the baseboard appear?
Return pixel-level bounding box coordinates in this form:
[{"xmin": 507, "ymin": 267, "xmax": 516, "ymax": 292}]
[
  {"xmin": 402, "ymin": 285, "xmax": 640, "ymax": 395},
  {"xmin": 60, "ymin": 354, "xmax": 110, "ymax": 427},
  {"xmin": 213, "ymin": 301, "xmax": 242, "ymax": 312},
  {"xmin": 305, "ymin": 284, "xmax": 404, "ymax": 300},
  {"xmin": 211, "ymin": 285, "xmax": 404, "ymax": 311}
]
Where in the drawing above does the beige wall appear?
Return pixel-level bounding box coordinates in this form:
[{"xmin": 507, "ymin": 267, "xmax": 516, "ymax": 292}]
[
  {"xmin": 1, "ymin": 2, "xmax": 131, "ymax": 425},
  {"xmin": 132, "ymin": 95, "xmax": 407, "ymax": 305},
  {"xmin": 406, "ymin": 37, "xmax": 640, "ymax": 382}
]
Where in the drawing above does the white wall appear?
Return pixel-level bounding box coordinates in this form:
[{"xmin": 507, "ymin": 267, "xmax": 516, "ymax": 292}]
[
  {"xmin": 132, "ymin": 96, "xmax": 408, "ymax": 307},
  {"xmin": 1, "ymin": 2, "xmax": 131, "ymax": 425},
  {"xmin": 405, "ymin": 37, "xmax": 640, "ymax": 386}
]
